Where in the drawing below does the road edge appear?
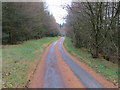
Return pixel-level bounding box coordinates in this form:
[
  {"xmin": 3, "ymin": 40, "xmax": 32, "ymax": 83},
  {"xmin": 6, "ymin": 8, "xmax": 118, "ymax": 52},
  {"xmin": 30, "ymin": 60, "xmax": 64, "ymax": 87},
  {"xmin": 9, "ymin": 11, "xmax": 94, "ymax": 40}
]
[
  {"xmin": 28, "ymin": 38, "xmax": 59, "ymax": 88},
  {"xmin": 54, "ymin": 38, "xmax": 85, "ymax": 88},
  {"xmin": 62, "ymin": 38, "xmax": 117, "ymax": 88}
]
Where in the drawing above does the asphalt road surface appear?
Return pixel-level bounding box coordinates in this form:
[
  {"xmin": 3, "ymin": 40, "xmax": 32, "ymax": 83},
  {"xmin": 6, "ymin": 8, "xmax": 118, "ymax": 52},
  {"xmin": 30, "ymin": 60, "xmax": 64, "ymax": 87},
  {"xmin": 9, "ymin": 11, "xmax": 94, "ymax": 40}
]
[
  {"xmin": 43, "ymin": 38, "xmax": 103, "ymax": 88},
  {"xmin": 30, "ymin": 37, "xmax": 115, "ymax": 88}
]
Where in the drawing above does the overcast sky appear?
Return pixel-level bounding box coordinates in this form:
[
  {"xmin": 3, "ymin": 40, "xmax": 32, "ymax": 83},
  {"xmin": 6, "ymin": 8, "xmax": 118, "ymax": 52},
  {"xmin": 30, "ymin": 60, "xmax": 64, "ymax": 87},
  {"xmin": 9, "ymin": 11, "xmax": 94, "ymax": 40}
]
[{"xmin": 45, "ymin": 0, "xmax": 71, "ymax": 24}]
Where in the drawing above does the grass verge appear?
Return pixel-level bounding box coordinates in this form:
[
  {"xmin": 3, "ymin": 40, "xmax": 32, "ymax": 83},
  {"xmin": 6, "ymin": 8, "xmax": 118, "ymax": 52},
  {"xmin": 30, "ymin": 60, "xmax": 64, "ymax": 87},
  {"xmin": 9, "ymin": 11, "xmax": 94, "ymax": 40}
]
[
  {"xmin": 2, "ymin": 37, "xmax": 59, "ymax": 88},
  {"xmin": 64, "ymin": 37, "xmax": 118, "ymax": 86}
]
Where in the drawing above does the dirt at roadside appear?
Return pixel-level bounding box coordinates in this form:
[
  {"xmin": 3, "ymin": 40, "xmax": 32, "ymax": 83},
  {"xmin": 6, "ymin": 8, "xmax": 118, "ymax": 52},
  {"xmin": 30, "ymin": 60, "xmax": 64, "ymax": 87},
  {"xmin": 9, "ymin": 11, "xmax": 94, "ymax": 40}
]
[
  {"xmin": 62, "ymin": 44, "xmax": 117, "ymax": 88},
  {"xmin": 55, "ymin": 39, "xmax": 85, "ymax": 88},
  {"xmin": 29, "ymin": 38, "xmax": 117, "ymax": 88},
  {"xmin": 29, "ymin": 42, "xmax": 54, "ymax": 88}
]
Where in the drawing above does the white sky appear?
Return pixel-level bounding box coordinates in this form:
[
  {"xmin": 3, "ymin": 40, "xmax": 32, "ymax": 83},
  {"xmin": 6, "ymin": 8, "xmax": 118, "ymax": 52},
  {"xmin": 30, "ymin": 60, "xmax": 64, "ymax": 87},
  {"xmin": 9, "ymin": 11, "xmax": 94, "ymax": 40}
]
[{"xmin": 45, "ymin": 0, "xmax": 71, "ymax": 24}]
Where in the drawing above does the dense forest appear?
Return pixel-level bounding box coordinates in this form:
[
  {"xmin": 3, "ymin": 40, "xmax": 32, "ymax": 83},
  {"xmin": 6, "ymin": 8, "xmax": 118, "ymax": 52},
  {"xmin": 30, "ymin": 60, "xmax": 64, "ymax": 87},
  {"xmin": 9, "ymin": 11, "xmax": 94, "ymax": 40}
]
[
  {"xmin": 2, "ymin": 2, "xmax": 60, "ymax": 44},
  {"xmin": 2, "ymin": 2, "xmax": 120, "ymax": 63},
  {"xmin": 64, "ymin": 2, "xmax": 120, "ymax": 63}
]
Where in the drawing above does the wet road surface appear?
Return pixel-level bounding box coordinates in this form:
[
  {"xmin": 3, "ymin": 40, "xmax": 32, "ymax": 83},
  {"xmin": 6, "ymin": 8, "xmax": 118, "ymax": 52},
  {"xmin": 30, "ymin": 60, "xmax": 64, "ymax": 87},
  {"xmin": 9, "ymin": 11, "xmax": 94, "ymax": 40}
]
[
  {"xmin": 58, "ymin": 38, "xmax": 103, "ymax": 88},
  {"xmin": 42, "ymin": 37, "xmax": 104, "ymax": 88},
  {"xmin": 43, "ymin": 40, "xmax": 64, "ymax": 88}
]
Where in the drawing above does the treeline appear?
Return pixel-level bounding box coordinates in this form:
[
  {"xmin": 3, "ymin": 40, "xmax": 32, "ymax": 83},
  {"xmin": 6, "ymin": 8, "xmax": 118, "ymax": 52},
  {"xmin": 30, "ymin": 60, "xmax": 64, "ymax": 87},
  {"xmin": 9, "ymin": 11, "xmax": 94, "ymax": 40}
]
[
  {"xmin": 64, "ymin": 2, "xmax": 120, "ymax": 63},
  {"xmin": 2, "ymin": 2, "xmax": 60, "ymax": 44}
]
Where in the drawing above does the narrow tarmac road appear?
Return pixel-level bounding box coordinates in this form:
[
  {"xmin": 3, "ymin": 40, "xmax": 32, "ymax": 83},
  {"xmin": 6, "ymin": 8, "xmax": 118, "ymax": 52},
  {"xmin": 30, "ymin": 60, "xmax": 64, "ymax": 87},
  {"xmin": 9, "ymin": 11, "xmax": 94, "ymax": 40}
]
[
  {"xmin": 43, "ymin": 40, "xmax": 64, "ymax": 88},
  {"xmin": 29, "ymin": 37, "xmax": 116, "ymax": 88},
  {"xmin": 58, "ymin": 38, "xmax": 103, "ymax": 88}
]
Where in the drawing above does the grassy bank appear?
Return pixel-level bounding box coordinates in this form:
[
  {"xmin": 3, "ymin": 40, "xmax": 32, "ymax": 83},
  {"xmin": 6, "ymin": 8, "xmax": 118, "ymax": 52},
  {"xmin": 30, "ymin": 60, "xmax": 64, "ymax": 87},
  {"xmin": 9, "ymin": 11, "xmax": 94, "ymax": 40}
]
[
  {"xmin": 2, "ymin": 37, "xmax": 59, "ymax": 88},
  {"xmin": 64, "ymin": 37, "xmax": 118, "ymax": 86}
]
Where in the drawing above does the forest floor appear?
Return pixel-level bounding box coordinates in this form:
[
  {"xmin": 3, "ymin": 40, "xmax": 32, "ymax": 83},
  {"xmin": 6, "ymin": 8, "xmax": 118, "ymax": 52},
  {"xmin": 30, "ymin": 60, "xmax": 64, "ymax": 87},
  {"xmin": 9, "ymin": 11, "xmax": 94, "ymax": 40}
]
[
  {"xmin": 29, "ymin": 37, "xmax": 117, "ymax": 88},
  {"xmin": 2, "ymin": 37, "xmax": 59, "ymax": 88}
]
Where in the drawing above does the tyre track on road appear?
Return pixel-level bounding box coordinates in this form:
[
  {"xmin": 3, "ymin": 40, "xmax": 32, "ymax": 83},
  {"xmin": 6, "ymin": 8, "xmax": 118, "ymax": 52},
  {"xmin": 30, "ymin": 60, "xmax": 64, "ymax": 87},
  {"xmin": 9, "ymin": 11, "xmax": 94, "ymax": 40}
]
[
  {"xmin": 43, "ymin": 40, "xmax": 64, "ymax": 88},
  {"xmin": 30, "ymin": 37, "xmax": 116, "ymax": 88},
  {"xmin": 57, "ymin": 38, "xmax": 103, "ymax": 88},
  {"xmin": 55, "ymin": 39, "xmax": 85, "ymax": 88}
]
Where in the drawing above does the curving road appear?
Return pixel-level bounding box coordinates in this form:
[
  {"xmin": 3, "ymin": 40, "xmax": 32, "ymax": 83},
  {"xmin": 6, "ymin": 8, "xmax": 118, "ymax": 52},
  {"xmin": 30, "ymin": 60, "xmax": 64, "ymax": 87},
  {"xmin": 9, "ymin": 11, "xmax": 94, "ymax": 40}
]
[
  {"xmin": 43, "ymin": 40, "xmax": 64, "ymax": 88},
  {"xmin": 30, "ymin": 37, "xmax": 115, "ymax": 88},
  {"xmin": 58, "ymin": 38, "xmax": 103, "ymax": 88}
]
